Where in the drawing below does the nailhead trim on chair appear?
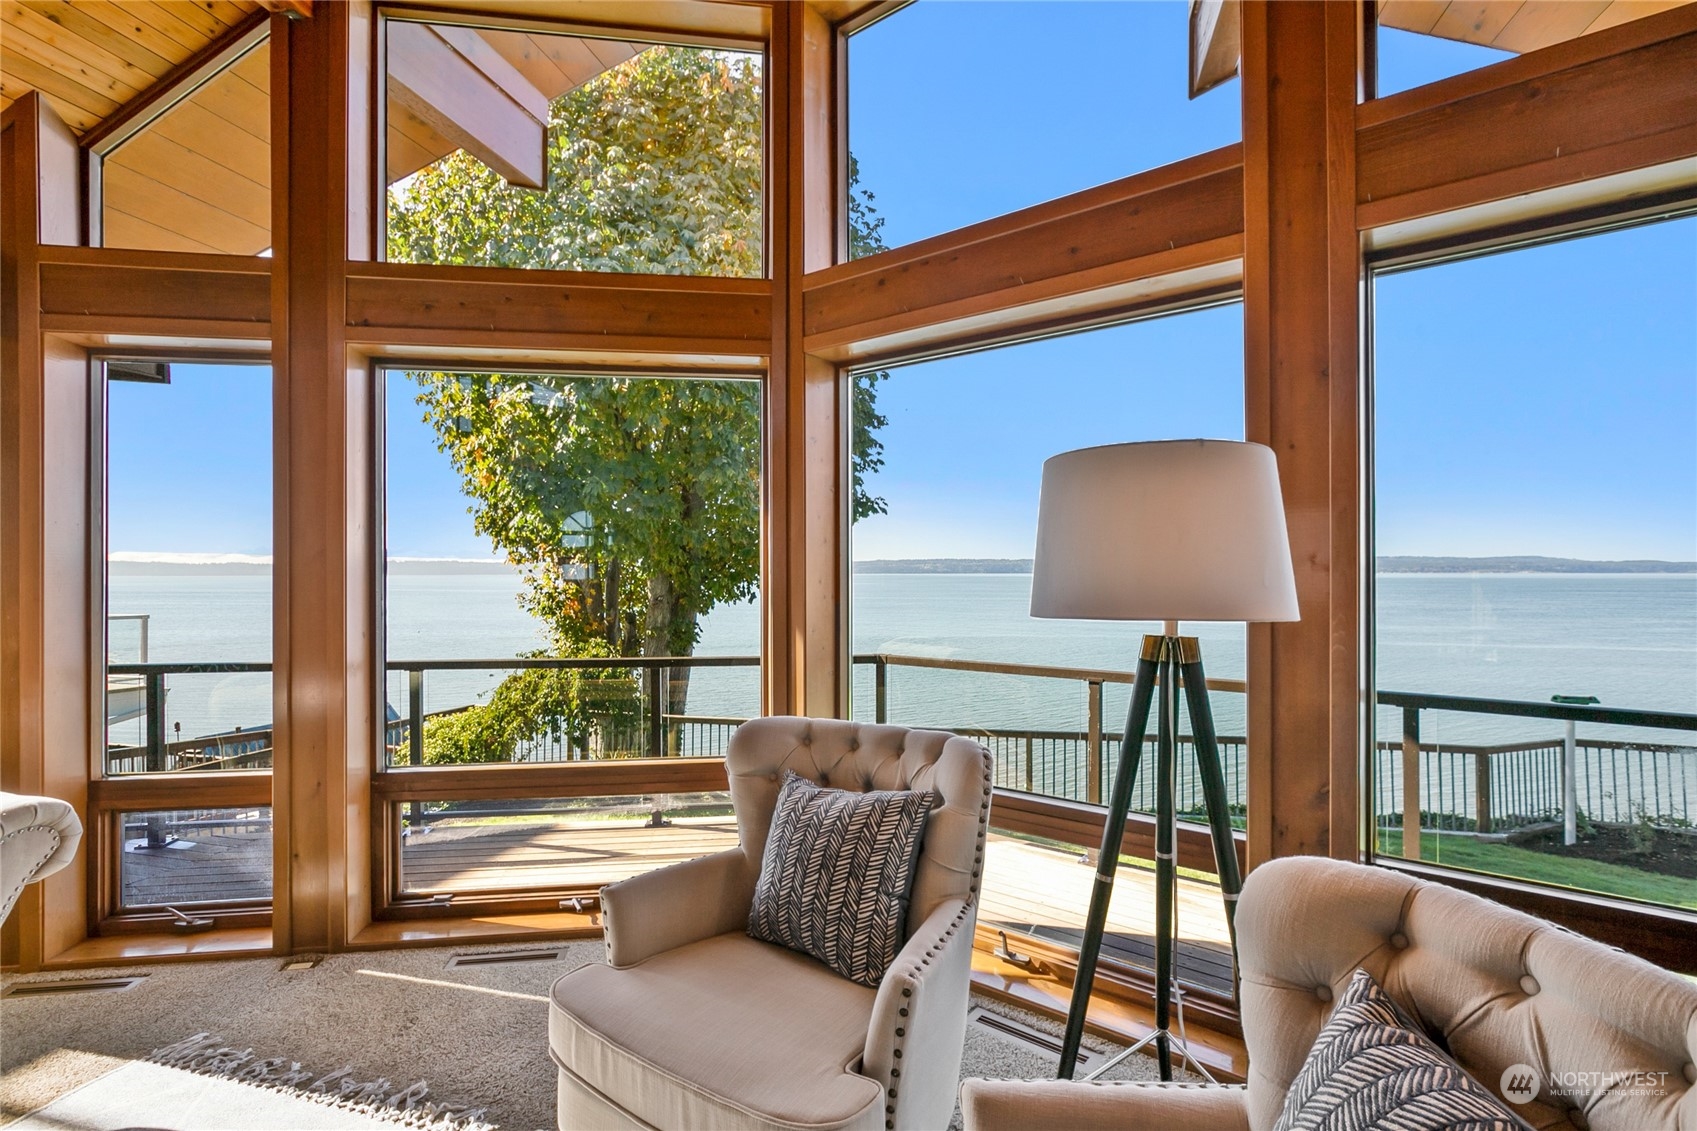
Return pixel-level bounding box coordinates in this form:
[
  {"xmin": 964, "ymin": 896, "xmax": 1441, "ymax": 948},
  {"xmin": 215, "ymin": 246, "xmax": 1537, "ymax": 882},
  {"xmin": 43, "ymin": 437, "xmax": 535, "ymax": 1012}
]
[
  {"xmin": 1, "ymin": 827, "xmax": 63, "ymax": 916},
  {"xmin": 882, "ymin": 744, "xmax": 994, "ymax": 1130}
]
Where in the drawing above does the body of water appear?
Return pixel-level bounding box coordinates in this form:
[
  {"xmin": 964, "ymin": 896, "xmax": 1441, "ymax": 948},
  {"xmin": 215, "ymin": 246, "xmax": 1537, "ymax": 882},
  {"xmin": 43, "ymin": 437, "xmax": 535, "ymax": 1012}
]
[{"xmin": 108, "ymin": 569, "xmax": 1697, "ymax": 751}]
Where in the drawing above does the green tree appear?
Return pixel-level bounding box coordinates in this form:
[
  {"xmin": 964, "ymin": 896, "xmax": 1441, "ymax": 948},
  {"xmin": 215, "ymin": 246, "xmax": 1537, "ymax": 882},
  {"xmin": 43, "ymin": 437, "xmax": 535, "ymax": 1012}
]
[{"xmin": 389, "ymin": 46, "xmax": 889, "ymax": 759}]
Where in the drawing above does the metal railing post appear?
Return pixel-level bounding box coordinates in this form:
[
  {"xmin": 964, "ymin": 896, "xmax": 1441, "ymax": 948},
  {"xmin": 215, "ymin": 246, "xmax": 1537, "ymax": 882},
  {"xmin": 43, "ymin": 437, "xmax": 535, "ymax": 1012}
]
[
  {"xmin": 1401, "ymin": 707, "xmax": 1421, "ymax": 860},
  {"xmin": 874, "ymin": 657, "xmax": 887, "ymax": 724},
  {"xmin": 1563, "ymin": 719, "xmax": 1578, "ymax": 845},
  {"xmin": 1086, "ymin": 679, "xmax": 1103, "ymax": 805},
  {"xmin": 408, "ymin": 668, "xmax": 424, "ymax": 768},
  {"xmin": 646, "ymin": 667, "xmax": 664, "ymax": 757},
  {"xmin": 1475, "ymin": 753, "xmax": 1492, "ymax": 834},
  {"xmin": 145, "ymin": 672, "xmax": 168, "ymax": 773}
]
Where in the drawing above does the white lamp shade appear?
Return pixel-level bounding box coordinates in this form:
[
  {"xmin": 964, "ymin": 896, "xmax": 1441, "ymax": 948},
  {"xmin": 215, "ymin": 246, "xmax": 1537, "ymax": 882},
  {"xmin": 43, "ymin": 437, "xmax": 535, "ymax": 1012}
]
[{"xmin": 1030, "ymin": 439, "xmax": 1300, "ymax": 623}]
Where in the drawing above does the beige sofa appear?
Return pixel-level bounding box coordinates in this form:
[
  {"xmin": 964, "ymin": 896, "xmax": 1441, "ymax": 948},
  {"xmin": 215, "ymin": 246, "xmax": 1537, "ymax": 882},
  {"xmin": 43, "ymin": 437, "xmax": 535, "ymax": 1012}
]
[
  {"xmin": 549, "ymin": 716, "xmax": 993, "ymax": 1131},
  {"xmin": 1, "ymin": 792, "xmax": 82, "ymax": 924},
  {"xmin": 963, "ymin": 856, "xmax": 1697, "ymax": 1131}
]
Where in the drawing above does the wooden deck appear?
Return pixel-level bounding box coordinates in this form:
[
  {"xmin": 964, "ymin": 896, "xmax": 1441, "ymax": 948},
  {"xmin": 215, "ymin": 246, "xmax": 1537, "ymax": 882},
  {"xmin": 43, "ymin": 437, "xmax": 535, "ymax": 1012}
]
[{"xmin": 122, "ymin": 812, "xmax": 1232, "ymax": 992}]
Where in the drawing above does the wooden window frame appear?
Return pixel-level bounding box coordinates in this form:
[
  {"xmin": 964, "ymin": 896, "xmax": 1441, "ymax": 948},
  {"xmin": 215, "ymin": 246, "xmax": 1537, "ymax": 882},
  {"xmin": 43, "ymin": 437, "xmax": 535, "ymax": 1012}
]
[{"xmin": 4, "ymin": 1, "xmax": 1695, "ymax": 974}]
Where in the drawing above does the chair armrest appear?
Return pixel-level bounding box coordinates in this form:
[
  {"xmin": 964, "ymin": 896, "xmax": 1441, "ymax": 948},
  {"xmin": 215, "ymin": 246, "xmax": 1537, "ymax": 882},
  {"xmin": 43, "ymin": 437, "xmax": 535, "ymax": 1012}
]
[
  {"xmin": 865, "ymin": 897, "xmax": 978, "ymax": 1131},
  {"xmin": 600, "ymin": 848, "xmax": 755, "ymax": 968},
  {"xmin": 960, "ymin": 1080, "xmax": 1250, "ymax": 1131}
]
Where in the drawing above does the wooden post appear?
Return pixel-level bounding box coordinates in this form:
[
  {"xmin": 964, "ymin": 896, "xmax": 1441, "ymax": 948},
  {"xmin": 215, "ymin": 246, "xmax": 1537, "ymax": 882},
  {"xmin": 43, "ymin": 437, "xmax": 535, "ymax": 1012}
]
[
  {"xmin": 765, "ymin": 2, "xmax": 846, "ymax": 720},
  {"xmin": 270, "ymin": 3, "xmax": 375, "ymax": 955},
  {"xmin": 1, "ymin": 93, "xmax": 88, "ymax": 970},
  {"xmin": 1242, "ymin": 0, "xmax": 1364, "ymax": 867}
]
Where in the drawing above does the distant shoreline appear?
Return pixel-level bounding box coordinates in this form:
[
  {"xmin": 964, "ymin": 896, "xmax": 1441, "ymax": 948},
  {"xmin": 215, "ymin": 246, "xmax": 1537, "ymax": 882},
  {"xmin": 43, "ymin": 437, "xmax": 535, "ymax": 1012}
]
[
  {"xmin": 108, "ymin": 554, "xmax": 1697, "ymax": 577},
  {"xmin": 853, "ymin": 556, "xmax": 1696, "ymax": 576}
]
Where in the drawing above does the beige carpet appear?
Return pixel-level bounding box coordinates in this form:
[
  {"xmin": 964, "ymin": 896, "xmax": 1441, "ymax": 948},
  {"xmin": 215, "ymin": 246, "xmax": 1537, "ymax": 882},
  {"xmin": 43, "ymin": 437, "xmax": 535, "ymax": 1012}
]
[{"xmin": 2, "ymin": 941, "xmax": 1185, "ymax": 1130}]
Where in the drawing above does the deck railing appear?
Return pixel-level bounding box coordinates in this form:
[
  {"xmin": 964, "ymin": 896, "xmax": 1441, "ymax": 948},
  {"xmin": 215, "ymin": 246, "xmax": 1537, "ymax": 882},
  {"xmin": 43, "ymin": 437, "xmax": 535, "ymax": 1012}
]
[{"xmin": 108, "ymin": 655, "xmax": 1696, "ymax": 836}]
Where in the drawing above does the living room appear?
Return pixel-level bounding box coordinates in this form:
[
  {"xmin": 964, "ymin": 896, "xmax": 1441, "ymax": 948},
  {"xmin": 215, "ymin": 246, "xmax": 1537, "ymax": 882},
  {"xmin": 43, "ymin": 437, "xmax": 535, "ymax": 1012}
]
[{"xmin": 3, "ymin": 1, "xmax": 1694, "ymax": 1128}]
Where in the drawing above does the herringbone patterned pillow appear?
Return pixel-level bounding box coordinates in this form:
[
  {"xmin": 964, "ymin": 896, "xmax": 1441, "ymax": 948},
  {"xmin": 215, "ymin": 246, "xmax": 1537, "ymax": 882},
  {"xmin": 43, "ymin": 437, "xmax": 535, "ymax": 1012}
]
[
  {"xmin": 1274, "ymin": 968, "xmax": 1534, "ymax": 1131},
  {"xmin": 747, "ymin": 770, "xmax": 936, "ymax": 987}
]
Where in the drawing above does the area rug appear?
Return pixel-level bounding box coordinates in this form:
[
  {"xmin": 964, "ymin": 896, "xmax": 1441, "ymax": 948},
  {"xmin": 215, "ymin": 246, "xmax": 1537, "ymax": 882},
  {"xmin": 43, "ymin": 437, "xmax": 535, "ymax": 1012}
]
[
  {"xmin": 9, "ymin": 1057, "xmax": 486, "ymax": 1131},
  {"xmin": 2, "ymin": 940, "xmax": 1183, "ymax": 1129}
]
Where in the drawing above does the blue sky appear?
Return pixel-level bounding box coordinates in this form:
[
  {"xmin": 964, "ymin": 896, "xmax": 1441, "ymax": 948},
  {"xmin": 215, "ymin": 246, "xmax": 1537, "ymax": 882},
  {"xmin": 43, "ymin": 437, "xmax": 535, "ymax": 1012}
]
[{"xmin": 107, "ymin": 3, "xmax": 1696, "ymax": 565}]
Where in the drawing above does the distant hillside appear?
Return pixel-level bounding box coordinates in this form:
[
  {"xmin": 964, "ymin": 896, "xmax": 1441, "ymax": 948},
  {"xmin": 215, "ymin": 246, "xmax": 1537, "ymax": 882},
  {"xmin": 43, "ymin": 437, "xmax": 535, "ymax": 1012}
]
[
  {"xmin": 853, "ymin": 556, "xmax": 1696, "ymax": 575},
  {"xmin": 855, "ymin": 558, "xmax": 1033, "ymax": 574},
  {"xmin": 1377, "ymin": 556, "xmax": 1695, "ymax": 574}
]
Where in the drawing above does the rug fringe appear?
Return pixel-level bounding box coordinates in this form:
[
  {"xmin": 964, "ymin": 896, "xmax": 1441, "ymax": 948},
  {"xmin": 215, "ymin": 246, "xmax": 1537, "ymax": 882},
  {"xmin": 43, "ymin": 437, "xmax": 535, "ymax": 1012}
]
[{"xmin": 150, "ymin": 1032, "xmax": 496, "ymax": 1130}]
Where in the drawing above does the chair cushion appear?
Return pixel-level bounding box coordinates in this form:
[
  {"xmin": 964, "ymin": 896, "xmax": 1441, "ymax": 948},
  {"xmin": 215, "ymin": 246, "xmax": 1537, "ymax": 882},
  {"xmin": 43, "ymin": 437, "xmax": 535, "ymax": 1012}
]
[
  {"xmin": 747, "ymin": 770, "xmax": 935, "ymax": 986},
  {"xmin": 1274, "ymin": 969, "xmax": 1533, "ymax": 1131},
  {"xmin": 549, "ymin": 931, "xmax": 883, "ymax": 1131}
]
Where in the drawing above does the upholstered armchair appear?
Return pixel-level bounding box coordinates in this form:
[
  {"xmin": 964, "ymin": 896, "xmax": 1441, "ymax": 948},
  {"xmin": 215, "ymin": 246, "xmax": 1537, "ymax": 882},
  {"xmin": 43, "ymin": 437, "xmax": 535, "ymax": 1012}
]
[
  {"xmin": 962, "ymin": 856, "xmax": 1697, "ymax": 1131},
  {"xmin": 1, "ymin": 792, "xmax": 83, "ymax": 924},
  {"xmin": 549, "ymin": 716, "xmax": 993, "ymax": 1131}
]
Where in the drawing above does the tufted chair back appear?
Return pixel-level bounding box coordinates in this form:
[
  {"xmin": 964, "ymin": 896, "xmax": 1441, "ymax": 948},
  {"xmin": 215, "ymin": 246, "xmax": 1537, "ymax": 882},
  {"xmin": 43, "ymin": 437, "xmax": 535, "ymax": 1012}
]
[
  {"xmin": 1236, "ymin": 856, "xmax": 1697, "ymax": 1131},
  {"xmin": 725, "ymin": 715, "xmax": 993, "ymax": 937}
]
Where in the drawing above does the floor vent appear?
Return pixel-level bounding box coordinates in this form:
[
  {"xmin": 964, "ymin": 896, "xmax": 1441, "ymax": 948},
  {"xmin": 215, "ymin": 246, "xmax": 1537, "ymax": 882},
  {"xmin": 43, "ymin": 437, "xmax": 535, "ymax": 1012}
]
[
  {"xmin": 967, "ymin": 1007, "xmax": 1093, "ymax": 1068},
  {"xmin": 2, "ymin": 976, "xmax": 146, "ymax": 998},
  {"xmin": 446, "ymin": 947, "xmax": 566, "ymax": 968}
]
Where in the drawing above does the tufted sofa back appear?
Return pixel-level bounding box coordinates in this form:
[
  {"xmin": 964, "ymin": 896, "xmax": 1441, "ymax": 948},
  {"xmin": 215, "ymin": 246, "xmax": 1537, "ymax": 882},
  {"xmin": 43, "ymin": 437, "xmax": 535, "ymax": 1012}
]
[
  {"xmin": 1236, "ymin": 856, "xmax": 1697, "ymax": 1131},
  {"xmin": 725, "ymin": 716, "xmax": 993, "ymax": 937}
]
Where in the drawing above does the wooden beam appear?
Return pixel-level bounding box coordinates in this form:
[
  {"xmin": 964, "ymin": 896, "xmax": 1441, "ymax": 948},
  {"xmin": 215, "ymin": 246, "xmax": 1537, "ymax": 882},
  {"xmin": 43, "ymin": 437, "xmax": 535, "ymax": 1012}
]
[
  {"xmin": 260, "ymin": 0, "xmax": 314, "ymax": 16},
  {"xmin": 1, "ymin": 91, "xmax": 90, "ymax": 971},
  {"xmin": 385, "ymin": 19, "xmax": 548, "ymax": 189},
  {"xmin": 1189, "ymin": 0, "xmax": 1241, "ymax": 98},
  {"xmin": 1241, "ymin": 0, "xmax": 1363, "ymax": 867},
  {"xmin": 370, "ymin": 758, "xmax": 730, "ymax": 802},
  {"xmin": 343, "ymin": 262, "xmax": 771, "ymax": 356},
  {"xmin": 270, "ymin": 2, "xmax": 376, "ymax": 956},
  {"xmin": 1359, "ymin": 16, "xmax": 1697, "ymax": 231},
  {"xmin": 36, "ymin": 247, "xmax": 271, "ymax": 338},
  {"xmin": 802, "ymin": 148, "xmax": 1244, "ymax": 363}
]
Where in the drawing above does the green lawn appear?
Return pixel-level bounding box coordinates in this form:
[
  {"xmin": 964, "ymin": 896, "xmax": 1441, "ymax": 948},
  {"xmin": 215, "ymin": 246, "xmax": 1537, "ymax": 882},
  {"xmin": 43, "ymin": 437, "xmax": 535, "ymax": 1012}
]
[{"xmin": 1374, "ymin": 830, "xmax": 1697, "ymax": 910}]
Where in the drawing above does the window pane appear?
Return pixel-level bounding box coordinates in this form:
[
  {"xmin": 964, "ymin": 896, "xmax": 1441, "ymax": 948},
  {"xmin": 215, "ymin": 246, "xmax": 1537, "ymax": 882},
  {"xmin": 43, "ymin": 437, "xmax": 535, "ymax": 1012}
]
[
  {"xmin": 1371, "ymin": 218, "xmax": 1697, "ymax": 910},
  {"xmin": 382, "ymin": 369, "xmax": 762, "ymax": 768},
  {"xmin": 384, "ymin": 22, "xmax": 762, "ymax": 277},
  {"xmin": 101, "ymin": 40, "xmax": 271, "ymax": 255},
  {"xmin": 1374, "ymin": 2, "xmax": 1695, "ymax": 99},
  {"xmin": 397, "ymin": 794, "xmax": 735, "ymax": 895},
  {"xmin": 846, "ymin": 1, "xmax": 1239, "ymax": 257},
  {"xmin": 120, "ymin": 807, "xmax": 272, "ymax": 908},
  {"xmin": 105, "ymin": 363, "xmax": 273, "ymax": 778},
  {"xmin": 849, "ymin": 308, "xmax": 1246, "ymax": 977}
]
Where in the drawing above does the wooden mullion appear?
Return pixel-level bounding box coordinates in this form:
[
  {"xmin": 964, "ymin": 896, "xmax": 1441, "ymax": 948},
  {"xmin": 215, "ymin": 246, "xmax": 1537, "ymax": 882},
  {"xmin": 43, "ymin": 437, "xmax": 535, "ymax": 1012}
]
[
  {"xmin": 89, "ymin": 771, "xmax": 273, "ymax": 811},
  {"xmin": 371, "ymin": 758, "xmax": 731, "ymax": 803},
  {"xmin": 1241, "ymin": 0, "xmax": 1363, "ymax": 866}
]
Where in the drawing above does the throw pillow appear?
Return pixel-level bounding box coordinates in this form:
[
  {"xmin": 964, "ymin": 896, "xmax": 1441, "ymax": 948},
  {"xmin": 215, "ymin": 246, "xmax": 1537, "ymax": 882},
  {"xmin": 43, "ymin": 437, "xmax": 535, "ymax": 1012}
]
[
  {"xmin": 747, "ymin": 770, "xmax": 936, "ymax": 987},
  {"xmin": 1273, "ymin": 968, "xmax": 1535, "ymax": 1131}
]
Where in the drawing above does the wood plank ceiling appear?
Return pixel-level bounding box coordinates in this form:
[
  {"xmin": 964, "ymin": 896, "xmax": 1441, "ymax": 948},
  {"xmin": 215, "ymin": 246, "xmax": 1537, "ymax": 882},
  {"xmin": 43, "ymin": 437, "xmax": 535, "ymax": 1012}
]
[
  {"xmin": 1, "ymin": 2, "xmax": 640, "ymax": 254},
  {"xmin": 1376, "ymin": 0, "xmax": 1693, "ymax": 53}
]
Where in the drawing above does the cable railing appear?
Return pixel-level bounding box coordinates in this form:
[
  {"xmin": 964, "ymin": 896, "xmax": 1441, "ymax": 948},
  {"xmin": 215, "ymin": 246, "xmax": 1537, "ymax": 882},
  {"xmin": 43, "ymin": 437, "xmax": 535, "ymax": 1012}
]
[{"xmin": 106, "ymin": 656, "xmax": 1696, "ymax": 838}]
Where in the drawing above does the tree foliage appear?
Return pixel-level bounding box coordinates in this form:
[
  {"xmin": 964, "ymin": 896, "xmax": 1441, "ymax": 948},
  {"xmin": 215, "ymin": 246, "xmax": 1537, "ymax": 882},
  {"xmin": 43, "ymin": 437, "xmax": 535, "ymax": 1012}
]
[{"xmin": 389, "ymin": 46, "xmax": 890, "ymax": 759}]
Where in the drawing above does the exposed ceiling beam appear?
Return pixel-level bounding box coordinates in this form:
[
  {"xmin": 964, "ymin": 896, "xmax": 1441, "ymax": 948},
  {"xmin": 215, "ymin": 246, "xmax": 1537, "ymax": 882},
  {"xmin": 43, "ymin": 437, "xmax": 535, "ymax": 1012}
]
[
  {"xmin": 1189, "ymin": 0, "xmax": 1241, "ymax": 99},
  {"xmin": 259, "ymin": 1, "xmax": 314, "ymax": 17},
  {"xmin": 386, "ymin": 19, "xmax": 550, "ymax": 189}
]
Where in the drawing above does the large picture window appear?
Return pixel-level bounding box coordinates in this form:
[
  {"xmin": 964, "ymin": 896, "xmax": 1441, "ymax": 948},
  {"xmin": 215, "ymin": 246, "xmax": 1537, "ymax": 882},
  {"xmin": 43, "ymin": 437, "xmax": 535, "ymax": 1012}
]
[
  {"xmin": 103, "ymin": 359, "xmax": 274, "ymax": 914},
  {"xmin": 849, "ymin": 306, "xmax": 1245, "ymax": 991},
  {"xmin": 1369, "ymin": 217, "xmax": 1697, "ymax": 911},
  {"xmin": 377, "ymin": 365, "xmax": 762, "ymax": 907}
]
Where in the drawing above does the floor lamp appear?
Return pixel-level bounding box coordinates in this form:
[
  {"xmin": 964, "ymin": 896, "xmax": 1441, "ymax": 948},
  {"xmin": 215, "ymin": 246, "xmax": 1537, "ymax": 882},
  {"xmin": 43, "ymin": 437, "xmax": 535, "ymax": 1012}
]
[{"xmin": 1029, "ymin": 439, "xmax": 1299, "ymax": 1082}]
